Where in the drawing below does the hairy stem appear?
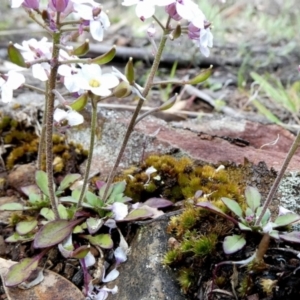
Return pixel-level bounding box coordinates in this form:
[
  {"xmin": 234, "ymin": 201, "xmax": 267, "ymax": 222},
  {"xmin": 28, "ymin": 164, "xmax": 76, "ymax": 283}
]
[
  {"xmin": 37, "ymin": 83, "xmax": 48, "ymax": 170},
  {"xmin": 255, "ymin": 130, "xmax": 300, "ymax": 225},
  {"xmin": 76, "ymin": 96, "xmax": 98, "ymax": 210},
  {"xmin": 103, "ymin": 33, "xmax": 168, "ymax": 201},
  {"xmin": 44, "ymin": 14, "xmax": 61, "ymax": 220}
]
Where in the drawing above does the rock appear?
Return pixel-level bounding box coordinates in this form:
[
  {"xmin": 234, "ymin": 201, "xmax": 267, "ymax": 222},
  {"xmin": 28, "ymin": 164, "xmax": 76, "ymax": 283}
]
[
  {"xmin": 7, "ymin": 163, "xmax": 36, "ymax": 192},
  {"xmin": 107, "ymin": 218, "xmax": 185, "ymax": 300}
]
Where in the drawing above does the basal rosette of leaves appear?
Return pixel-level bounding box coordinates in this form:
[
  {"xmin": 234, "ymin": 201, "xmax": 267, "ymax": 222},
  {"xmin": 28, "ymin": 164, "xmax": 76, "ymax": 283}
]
[{"xmin": 0, "ymin": 170, "xmax": 173, "ymax": 294}]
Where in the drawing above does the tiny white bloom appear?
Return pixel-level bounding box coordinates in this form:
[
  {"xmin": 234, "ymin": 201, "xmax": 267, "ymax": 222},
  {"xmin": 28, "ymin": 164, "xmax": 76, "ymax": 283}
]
[
  {"xmin": 84, "ymin": 251, "xmax": 96, "ymax": 267},
  {"xmin": 111, "ymin": 202, "xmax": 128, "ymax": 221},
  {"xmin": 10, "ymin": 0, "xmax": 24, "ymax": 8},
  {"xmin": 66, "ymin": 64, "xmax": 119, "ymax": 96},
  {"xmin": 54, "ymin": 108, "xmax": 84, "ymax": 126},
  {"xmin": 114, "ymin": 246, "xmax": 127, "ymax": 264},
  {"xmin": 102, "ymin": 268, "xmax": 119, "ymax": 283},
  {"xmin": 198, "ymin": 28, "xmax": 213, "ymax": 57},
  {"xmin": 0, "ymin": 71, "xmax": 25, "ymax": 103}
]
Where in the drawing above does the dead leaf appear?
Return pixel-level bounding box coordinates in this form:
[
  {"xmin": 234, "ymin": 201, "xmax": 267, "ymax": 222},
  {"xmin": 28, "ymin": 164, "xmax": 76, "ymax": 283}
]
[{"xmin": 0, "ymin": 258, "xmax": 85, "ymax": 300}]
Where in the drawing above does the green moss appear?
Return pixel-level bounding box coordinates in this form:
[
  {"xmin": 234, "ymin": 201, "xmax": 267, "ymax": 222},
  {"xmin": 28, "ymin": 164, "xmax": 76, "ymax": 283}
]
[{"xmin": 0, "ymin": 114, "xmax": 88, "ymax": 172}]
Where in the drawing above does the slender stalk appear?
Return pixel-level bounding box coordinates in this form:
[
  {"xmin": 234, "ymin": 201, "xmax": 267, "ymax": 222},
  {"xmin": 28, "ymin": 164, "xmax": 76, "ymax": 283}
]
[
  {"xmin": 255, "ymin": 130, "xmax": 300, "ymax": 225},
  {"xmin": 76, "ymin": 96, "xmax": 98, "ymax": 210},
  {"xmin": 45, "ymin": 14, "xmax": 61, "ymax": 220},
  {"xmin": 23, "ymin": 83, "xmax": 46, "ymax": 94},
  {"xmin": 37, "ymin": 83, "xmax": 48, "ymax": 170},
  {"xmin": 103, "ymin": 33, "xmax": 168, "ymax": 201}
]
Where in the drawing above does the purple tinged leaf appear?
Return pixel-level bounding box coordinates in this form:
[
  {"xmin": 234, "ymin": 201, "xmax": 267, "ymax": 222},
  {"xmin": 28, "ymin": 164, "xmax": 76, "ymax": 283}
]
[
  {"xmin": 16, "ymin": 220, "xmax": 37, "ymax": 235},
  {"xmin": 144, "ymin": 198, "xmax": 173, "ymax": 208},
  {"xmin": 221, "ymin": 197, "xmax": 243, "ymax": 218},
  {"xmin": 82, "ymin": 234, "xmax": 113, "ymax": 249},
  {"xmin": 245, "ymin": 186, "xmax": 261, "ymax": 212},
  {"xmin": 223, "ymin": 234, "xmax": 246, "ymax": 254},
  {"xmin": 122, "ymin": 207, "xmax": 153, "ymax": 221},
  {"xmin": 273, "ymin": 213, "xmax": 300, "ymax": 228},
  {"xmin": 72, "ymin": 246, "xmax": 90, "ymax": 259},
  {"xmin": 196, "ymin": 201, "xmax": 239, "ymax": 225},
  {"xmin": 5, "ymin": 257, "xmax": 39, "ymax": 286},
  {"xmin": 34, "ymin": 218, "xmax": 84, "ymax": 248},
  {"xmin": 280, "ymin": 231, "xmax": 300, "ymax": 243}
]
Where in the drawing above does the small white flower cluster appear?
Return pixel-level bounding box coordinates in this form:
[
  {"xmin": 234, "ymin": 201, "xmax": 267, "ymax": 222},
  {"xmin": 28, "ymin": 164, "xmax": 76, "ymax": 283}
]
[{"xmin": 122, "ymin": 0, "xmax": 213, "ymax": 57}]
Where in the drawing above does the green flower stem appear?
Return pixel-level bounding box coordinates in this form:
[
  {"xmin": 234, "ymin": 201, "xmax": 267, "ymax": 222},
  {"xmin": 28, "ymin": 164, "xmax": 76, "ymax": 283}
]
[
  {"xmin": 255, "ymin": 130, "xmax": 300, "ymax": 225},
  {"xmin": 76, "ymin": 96, "xmax": 98, "ymax": 210},
  {"xmin": 103, "ymin": 33, "xmax": 168, "ymax": 201},
  {"xmin": 44, "ymin": 14, "xmax": 61, "ymax": 220},
  {"xmin": 58, "ymin": 20, "xmax": 83, "ymax": 28}
]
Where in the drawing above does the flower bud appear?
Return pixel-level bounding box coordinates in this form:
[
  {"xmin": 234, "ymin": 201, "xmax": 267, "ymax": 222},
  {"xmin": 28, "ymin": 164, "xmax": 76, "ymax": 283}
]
[
  {"xmin": 70, "ymin": 93, "xmax": 88, "ymax": 112},
  {"xmin": 169, "ymin": 23, "xmax": 181, "ymax": 41},
  {"xmin": 7, "ymin": 42, "xmax": 27, "ymax": 68},
  {"xmin": 23, "ymin": 0, "xmax": 39, "ymax": 9},
  {"xmin": 125, "ymin": 57, "xmax": 135, "ymax": 85},
  {"xmin": 50, "ymin": 0, "xmax": 70, "ymax": 13},
  {"xmin": 72, "ymin": 39, "xmax": 89, "ymax": 56},
  {"xmin": 113, "ymin": 81, "xmax": 132, "ymax": 98},
  {"xmin": 165, "ymin": 3, "xmax": 181, "ymax": 21},
  {"xmin": 91, "ymin": 46, "xmax": 116, "ymax": 65},
  {"xmin": 187, "ymin": 66, "xmax": 213, "ymax": 85}
]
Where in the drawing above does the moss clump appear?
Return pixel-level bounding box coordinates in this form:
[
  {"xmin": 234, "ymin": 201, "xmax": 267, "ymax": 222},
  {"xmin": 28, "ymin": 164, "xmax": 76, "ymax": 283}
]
[
  {"xmin": 0, "ymin": 114, "xmax": 88, "ymax": 173},
  {"xmin": 116, "ymin": 155, "xmax": 244, "ymax": 204}
]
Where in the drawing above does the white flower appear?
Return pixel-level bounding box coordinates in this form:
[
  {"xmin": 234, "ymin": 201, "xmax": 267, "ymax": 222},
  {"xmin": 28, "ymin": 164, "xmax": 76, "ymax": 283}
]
[
  {"xmin": 122, "ymin": 0, "xmax": 174, "ymax": 20},
  {"xmin": 198, "ymin": 28, "xmax": 213, "ymax": 57},
  {"xmin": 14, "ymin": 38, "xmax": 52, "ymax": 81},
  {"xmin": 54, "ymin": 108, "xmax": 84, "ymax": 126},
  {"xmin": 0, "ymin": 71, "xmax": 25, "ymax": 103},
  {"xmin": 111, "ymin": 202, "xmax": 128, "ymax": 221},
  {"xmin": 71, "ymin": 0, "xmax": 110, "ymax": 41},
  {"xmin": 114, "ymin": 246, "xmax": 127, "ymax": 264},
  {"xmin": 10, "ymin": 0, "xmax": 24, "ymax": 8},
  {"xmin": 65, "ymin": 64, "xmax": 119, "ymax": 96}
]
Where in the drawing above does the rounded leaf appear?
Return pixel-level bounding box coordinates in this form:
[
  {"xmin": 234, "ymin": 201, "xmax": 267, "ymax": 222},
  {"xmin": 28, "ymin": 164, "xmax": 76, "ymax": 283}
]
[{"xmin": 223, "ymin": 234, "xmax": 246, "ymax": 254}]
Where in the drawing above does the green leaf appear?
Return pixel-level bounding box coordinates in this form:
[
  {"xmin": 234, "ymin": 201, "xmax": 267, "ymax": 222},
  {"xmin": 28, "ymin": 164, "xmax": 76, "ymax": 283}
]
[
  {"xmin": 82, "ymin": 234, "xmax": 113, "ymax": 249},
  {"xmin": 5, "ymin": 232, "xmax": 34, "ymax": 243},
  {"xmin": 7, "ymin": 42, "xmax": 27, "ymax": 68},
  {"xmin": 238, "ymin": 222, "xmax": 252, "ymax": 231},
  {"xmin": 58, "ymin": 204, "xmax": 69, "ymax": 220},
  {"xmin": 86, "ymin": 217, "xmax": 103, "ymax": 234},
  {"xmin": 256, "ymin": 207, "xmax": 271, "ymax": 226},
  {"xmin": 72, "ymin": 246, "xmax": 90, "ymax": 259},
  {"xmin": 86, "ymin": 191, "xmax": 103, "ymax": 207},
  {"xmin": 5, "ymin": 257, "xmax": 39, "ymax": 286},
  {"xmin": 223, "ymin": 235, "xmax": 246, "ymax": 254},
  {"xmin": 251, "ymin": 99, "xmax": 282, "ymax": 124},
  {"xmin": 273, "ymin": 213, "xmax": 300, "ymax": 228},
  {"xmin": 58, "ymin": 174, "xmax": 81, "ymax": 191},
  {"xmin": 122, "ymin": 208, "xmax": 153, "ymax": 221},
  {"xmin": 0, "ymin": 203, "xmax": 25, "ymax": 211},
  {"xmin": 221, "ymin": 197, "xmax": 243, "ymax": 218},
  {"xmin": 34, "ymin": 218, "xmax": 83, "ymax": 248},
  {"xmin": 40, "ymin": 207, "xmax": 55, "ymax": 221},
  {"xmin": 36, "ymin": 170, "xmax": 50, "ymax": 197},
  {"xmin": 245, "ymin": 186, "xmax": 261, "ymax": 213},
  {"xmin": 16, "ymin": 220, "xmax": 37, "ymax": 235}
]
